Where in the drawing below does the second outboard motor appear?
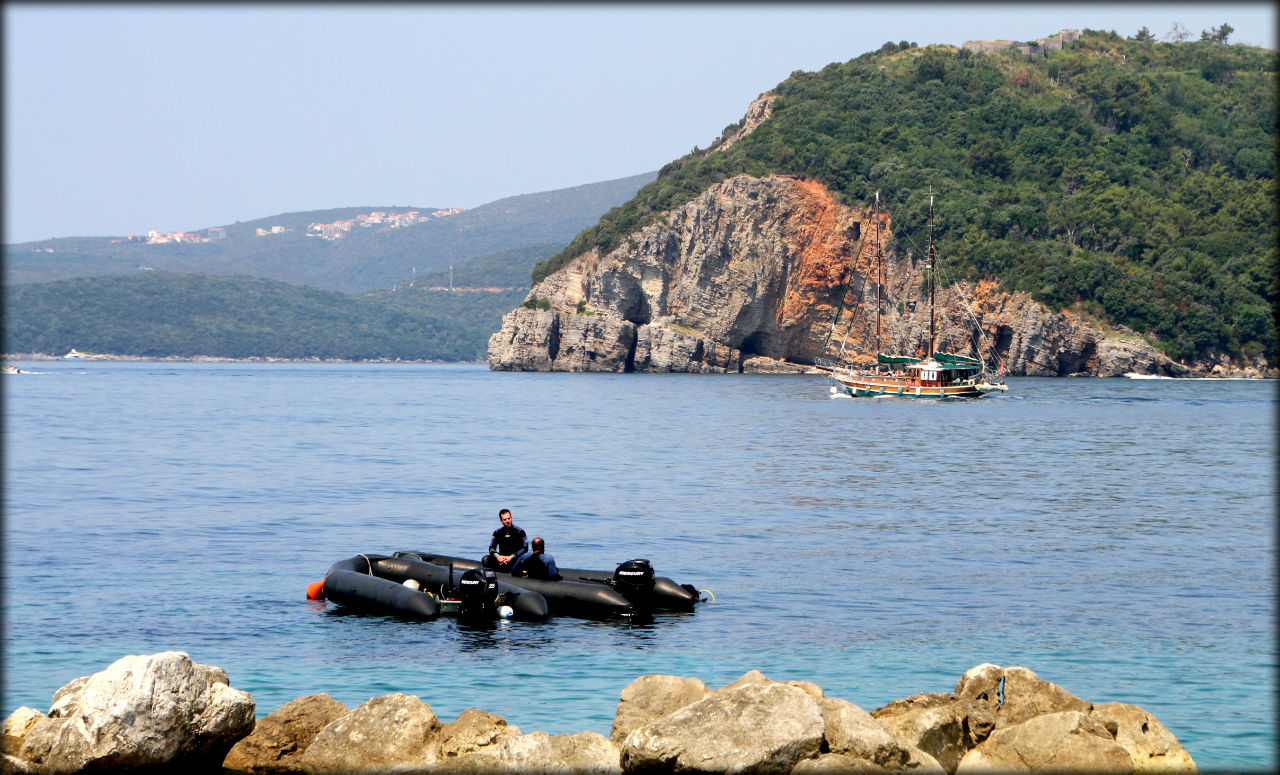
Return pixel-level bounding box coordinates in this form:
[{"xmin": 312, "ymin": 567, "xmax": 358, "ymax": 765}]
[
  {"xmin": 457, "ymin": 568, "xmax": 499, "ymax": 618},
  {"xmin": 612, "ymin": 559, "xmax": 655, "ymax": 603}
]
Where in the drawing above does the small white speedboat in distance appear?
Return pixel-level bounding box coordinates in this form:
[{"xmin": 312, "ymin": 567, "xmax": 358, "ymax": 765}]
[{"xmin": 63, "ymin": 349, "xmax": 86, "ymax": 360}]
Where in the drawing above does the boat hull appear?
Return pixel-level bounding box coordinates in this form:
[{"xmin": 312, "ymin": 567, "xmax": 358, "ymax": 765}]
[
  {"xmin": 393, "ymin": 552, "xmax": 636, "ymax": 619},
  {"xmin": 396, "ymin": 550, "xmax": 697, "ymax": 613},
  {"xmin": 323, "ymin": 554, "xmax": 550, "ymax": 621},
  {"xmin": 323, "ymin": 564, "xmax": 440, "ymax": 620},
  {"xmin": 830, "ymin": 375, "xmax": 983, "ymax": 399}
]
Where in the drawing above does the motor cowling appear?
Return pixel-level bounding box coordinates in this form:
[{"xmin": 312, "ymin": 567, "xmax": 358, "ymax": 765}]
[
  {"xmin": 612, "ymin": 559, "xmax": 655, "ymax": 602},
  {"xmin": 456, "ymin": 568, "xmax": 499, "ymax": 617}
]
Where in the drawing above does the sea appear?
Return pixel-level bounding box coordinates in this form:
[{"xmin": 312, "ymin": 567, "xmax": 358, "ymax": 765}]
[{"xmin": 3, "ymin": 361, "xmax": 1275, "ymax": 770}]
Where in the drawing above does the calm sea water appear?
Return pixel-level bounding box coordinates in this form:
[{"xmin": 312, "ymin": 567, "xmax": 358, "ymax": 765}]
[{"xmin": 3, "ymin": 362, "xmax": 1275, "ymax": 769}]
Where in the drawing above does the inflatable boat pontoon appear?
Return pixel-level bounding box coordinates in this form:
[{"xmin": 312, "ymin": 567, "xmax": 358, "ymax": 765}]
[
  {"xmin": 317, "ymin": 554, "xmax": 549, "ymax": 621},
  {"xmin": 396, "ymin": 551, "xmax": 701, "ymax": 612}
]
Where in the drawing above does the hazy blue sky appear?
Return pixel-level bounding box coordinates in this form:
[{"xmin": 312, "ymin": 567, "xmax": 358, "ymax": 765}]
[{"xmin": 5, "ymin": 3, "xmax": 1274, "ymax": 244}]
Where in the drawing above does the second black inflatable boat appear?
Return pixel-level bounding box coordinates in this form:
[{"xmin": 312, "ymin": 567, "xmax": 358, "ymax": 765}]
[{"xmin": 395, "ymin": 550, "xmax": 701, "ymax": 612}]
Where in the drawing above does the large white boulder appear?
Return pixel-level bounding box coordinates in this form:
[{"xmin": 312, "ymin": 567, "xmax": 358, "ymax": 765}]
[{"xmin": 15, "ymin": 651, "xmax": 255, "ymax": 773}]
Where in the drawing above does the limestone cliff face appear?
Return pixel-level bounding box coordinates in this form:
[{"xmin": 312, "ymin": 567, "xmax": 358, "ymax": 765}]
[
  {"xmin": 488, "ymin": 175, "xmax": 1191, "ymax": 376},
  {"xmin": 715, "ymin": 93, "xmax": 776, "ymax": 153}
]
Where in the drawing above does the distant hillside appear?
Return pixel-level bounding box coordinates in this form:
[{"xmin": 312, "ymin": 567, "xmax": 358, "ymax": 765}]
[
  {"xmin": 402, "ymin": 242, "xmax": 561, "ymax": 290},
  {"xmin": 5, "ymin": 172, "xmax": 656, "ymax": 294},
  {"xmin": 4, "ymin": 272, "xmax": 523, "ymax": 361},
  {"xmin": 537, "ymin": 32, "xmax": 1276, "ymax": 365}
]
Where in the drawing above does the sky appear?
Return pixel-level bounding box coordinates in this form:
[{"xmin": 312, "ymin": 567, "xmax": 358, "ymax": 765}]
[{"xmin": 4, "ymin": 3, "xmax": 1275, "ymax": 244}]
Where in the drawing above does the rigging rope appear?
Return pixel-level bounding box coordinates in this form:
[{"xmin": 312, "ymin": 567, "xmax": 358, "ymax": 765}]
[
  {"xmin": 821, "ymin": 232, "xmax": 868, "ymax": 355},
  {"xmin": 932, "ymin": 257, "xmax": 1066, "ymax": 376},
  {"xmin": 933, "ymin": 258, "xmax": 995, "ymax": 371}
]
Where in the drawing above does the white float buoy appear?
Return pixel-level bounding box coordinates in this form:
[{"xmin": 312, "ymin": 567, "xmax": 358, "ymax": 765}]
[
  {"xmin": 497, "ymin": 605, "xmax": 514, "ymax": 619},
  {"xmin": 402, "ymin": 579, "xmax": 421, "ymax": 590}
]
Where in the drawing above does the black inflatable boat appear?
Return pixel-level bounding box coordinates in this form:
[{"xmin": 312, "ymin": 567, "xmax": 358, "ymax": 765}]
[
  {"xmin": 395, "ymin": 551, "xmax": 701, "ymax": 612},
  {"xmin": 312, "ymin": 552, "xmax": 703, "ymax": 622},
  {"xmin": 318, "ymin": 554, "xmax": 550, "ymax": 621}
]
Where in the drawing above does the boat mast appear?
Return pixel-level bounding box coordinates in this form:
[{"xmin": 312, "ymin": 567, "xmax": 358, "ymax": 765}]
[
  {"xmin": 874, "ymin": 191, "xmax": 882, "ymax": 358},
  {"xmin": 927, "ymin": 195, "xmax": 936, "ymax": 357}
]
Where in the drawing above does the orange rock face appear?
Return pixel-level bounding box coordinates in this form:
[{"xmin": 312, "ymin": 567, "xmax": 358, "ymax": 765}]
[{"xmin": 489, "ymin": 175, "xmax": 1191, "ymax": 376}]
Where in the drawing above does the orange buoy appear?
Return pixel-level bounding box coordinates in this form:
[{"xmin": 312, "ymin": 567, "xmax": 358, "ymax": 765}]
[{"xmin": 306, "ymin": 580, "xmax": 325, "ymax": 600}]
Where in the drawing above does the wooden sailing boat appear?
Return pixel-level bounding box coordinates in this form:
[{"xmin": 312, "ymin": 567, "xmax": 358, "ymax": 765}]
[{"xmin": 815, "ymin": 194, "xmax": 1005, "ymax": 399}]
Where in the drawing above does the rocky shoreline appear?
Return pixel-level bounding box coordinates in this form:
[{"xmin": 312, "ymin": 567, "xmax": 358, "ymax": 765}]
[
  {"xmin": 3, "ymin": 353, "xmax": 472, "ymax": 364},
  {"xmin": 4, "ymin": 352, "xmax": 1271, "ymax": 378},
  {"xmin": 3, "ymin": 651, "xmax": 1197, "ymax": 774},
  {"xmin": 485, "ymin": 174, "xmax": 1275, "ymax": 381}
]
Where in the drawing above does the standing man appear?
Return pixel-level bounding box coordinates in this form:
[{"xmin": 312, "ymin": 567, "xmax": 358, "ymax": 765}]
[{"xmin": 484, "ymin": 508, "xmax": 527, "ymax": 572}]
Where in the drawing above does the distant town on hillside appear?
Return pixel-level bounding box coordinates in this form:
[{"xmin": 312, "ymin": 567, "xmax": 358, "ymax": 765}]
[{"xmin": 109, "ymin": 207, "xmax": 467, "ymax": 246}]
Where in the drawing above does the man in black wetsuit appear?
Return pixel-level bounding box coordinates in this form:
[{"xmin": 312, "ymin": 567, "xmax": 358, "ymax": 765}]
[
  {"xmin": 483, "ymin": 508, "xmax": 527, "ymax": 572},
  {"xmin": 512, "ymin": 536, "xmax": 560, "ymax": 580}
]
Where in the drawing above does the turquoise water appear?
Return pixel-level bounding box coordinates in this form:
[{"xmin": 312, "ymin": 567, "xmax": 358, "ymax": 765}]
[{"xmin": 3, "ymin": 362, "xmax": 1275, "ymax": 769}]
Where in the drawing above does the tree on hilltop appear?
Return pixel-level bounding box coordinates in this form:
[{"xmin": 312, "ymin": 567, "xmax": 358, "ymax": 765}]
[
  {"xmin": 1132, "ymin": 26, "xmax": 1156, "ymax": 42},
  {"xmin": 1200, "ymin": 23, "xmax": 1234, "ymax": 44},
  {"xmin": 1166, "ymin": 22, "xmax": 1190, "ymax": 42}
]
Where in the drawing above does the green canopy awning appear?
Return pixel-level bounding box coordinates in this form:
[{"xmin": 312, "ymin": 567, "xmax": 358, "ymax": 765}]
[{"xmin": 932, "ymin": 352, "xmax": 982, "ymax": 367}]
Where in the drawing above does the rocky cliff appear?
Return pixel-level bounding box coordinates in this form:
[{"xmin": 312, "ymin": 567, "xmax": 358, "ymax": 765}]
[{"xmin": 488, "ymin": 174, "xmax": 1259, "ymax": 377}]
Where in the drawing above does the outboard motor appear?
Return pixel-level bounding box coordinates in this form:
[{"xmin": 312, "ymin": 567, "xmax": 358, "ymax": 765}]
[
  {"xmin": 456, "ymin": 568, "xmax": 499, "ymax": 618},
  {"xmin": 612, "ymin": 559, "xmax": 655, "ymax": 603}
]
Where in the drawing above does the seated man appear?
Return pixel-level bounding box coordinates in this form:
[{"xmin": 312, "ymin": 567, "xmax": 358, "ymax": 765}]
[
  {"xmin": 483, "ymin": 508, "xmax": 527, "ymax": 572},
  {"xmin": 512, "ymin": 536, "xmax": 560, "ymax": 580}
]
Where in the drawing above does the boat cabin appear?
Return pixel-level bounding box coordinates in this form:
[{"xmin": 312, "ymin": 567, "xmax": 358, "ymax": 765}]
[{"xmin": 907, "ymin": 359, "xmax": 979, "ymax": 386}]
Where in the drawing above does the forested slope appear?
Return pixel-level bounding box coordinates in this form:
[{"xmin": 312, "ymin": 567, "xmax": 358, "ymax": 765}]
[
  {"xmin": 536, "ymin": 31, "xmax": 1276, "ymax": 365},
  {"xmin": 4, "ymin": 273, "xmax": 522, "ymax": 361}
]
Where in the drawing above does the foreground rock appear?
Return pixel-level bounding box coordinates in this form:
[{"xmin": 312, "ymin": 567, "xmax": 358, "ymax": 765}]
[
  {"xmin": 955, "ymin": 711, "xmax": 1133, "ymax": 773},
  {"xmin": 870, "ymin": 693, "xmax": 992, "ymax": 772},
  {"xmin": 3, "ymin": 655, "xmax": 1197, "ymax": 774},
  {"xmin": 610, "ymin": 674, "xmax": 711, "ymax": 743},
  {"xmin": 7, "ymin": 651, "xmax": 254, "ymax": 773},
  {"xmin": 900, "ymin": 664, "xmax": 1197, "ymax": 775},
  {"xmin": 1087, "ymin": 703, "xmax": 1198, "ymax": 774},
  {"xmin": 817, "ymin": 696, "xmax": 944, "ymax": 773},
  {"xmin": 222, "ymin": 693, "xmax": 348, "ymax": 773},
  {"xmin": 430, "ymin": 730, "xmax": 620, "ymax": 774},
  {"xmin": 436, "ymin": 707, "xmax": 523, "ymax": 759},
  {"xmin": 620, "ymin": 677, "xmax": 825, "ymax": 773},
  {"xmin": 296, "ymin": 693, "xmax": 441, "ymax": 774}
]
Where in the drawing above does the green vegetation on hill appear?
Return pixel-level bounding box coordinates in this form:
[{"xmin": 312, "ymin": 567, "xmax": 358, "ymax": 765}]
[
  {"xmin": 403, "ymin": 243, "xmax": 560, "ymax": 289},
  {"xmin": 2, "ymin": 175, "xmax": 655, "ymax": 361},
  {"xmin": 4, "ymin": 273, "xmax": 523, "ymax": 360},
  {"xmin": 536, "ymin": 31, "xmax": 1277, "ymax": 364},
  {"xmin": 5, "ymin": 172, "xmax": 656, "ymax": 294}
]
